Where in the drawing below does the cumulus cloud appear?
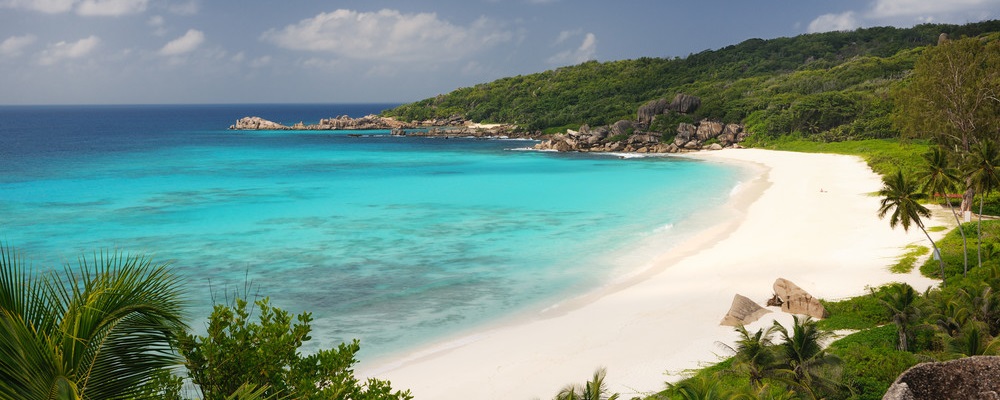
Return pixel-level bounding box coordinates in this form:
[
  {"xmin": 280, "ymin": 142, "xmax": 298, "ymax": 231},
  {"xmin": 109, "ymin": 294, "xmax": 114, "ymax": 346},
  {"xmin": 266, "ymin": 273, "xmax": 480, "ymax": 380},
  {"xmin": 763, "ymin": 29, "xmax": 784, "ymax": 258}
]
[
  {"xmin": 159, "ymin": 29, "xmax": 204, "ymax": 56},
  {"xmin": 77, "ymin": 0, "xmax": 147, "ymax": 16},
  {"xmin": 808, "ymin": 11, "xmax": 860, "ymax": 33},
  {"xmin": 37, "ymin": 35, "xmax": 100, "ymax": 65},
  {"xmin": 0, "ymin": 34, "xmax": 37, "ymax": 57},
  {"xmin": 547, "ymin": 32, "xmax": 596, "ymax": 65},
  {"xmin": 261, "ymin": 9, "xmax": 513, "ymax": 62}
]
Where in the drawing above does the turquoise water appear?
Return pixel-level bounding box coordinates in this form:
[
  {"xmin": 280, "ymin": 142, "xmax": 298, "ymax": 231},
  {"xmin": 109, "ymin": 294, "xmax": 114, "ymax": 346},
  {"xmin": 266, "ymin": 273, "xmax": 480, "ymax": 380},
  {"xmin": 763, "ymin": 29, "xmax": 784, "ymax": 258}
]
[{"xmin": 0, "ymin": 104, "xmax": 746, "ymax": 358}]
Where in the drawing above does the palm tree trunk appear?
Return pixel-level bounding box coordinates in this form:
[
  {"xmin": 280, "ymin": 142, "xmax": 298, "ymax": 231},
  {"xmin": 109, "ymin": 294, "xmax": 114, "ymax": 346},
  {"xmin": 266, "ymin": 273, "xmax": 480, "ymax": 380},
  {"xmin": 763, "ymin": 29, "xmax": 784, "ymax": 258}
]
[
  {"xmin": 979, "ymin": 195, "xmax": 985, "ymax": 269},
  {"xmin": 921, "ymin": 224, "xmax": 946, "ymax": 286},
  {"xmin": 946, "ymin": 199, "xmax": 970, "ymax": 277}
]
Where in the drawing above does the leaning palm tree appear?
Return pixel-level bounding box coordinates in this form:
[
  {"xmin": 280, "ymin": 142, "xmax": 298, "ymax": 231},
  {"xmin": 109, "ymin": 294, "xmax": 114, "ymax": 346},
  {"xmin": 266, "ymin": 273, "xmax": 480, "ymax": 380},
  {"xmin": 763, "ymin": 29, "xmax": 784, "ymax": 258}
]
[
  {"xmin": 966, "ymin": 141, "xmax": 1000, "ymax": 270},
  {"xmin": 918, "ymin": 146, "xmax": 968, "ymax": 276},
  {"xmin": 878, "ymin": 170, "xmax": 947, "ymax": 284},
  {"xmin": 0, "ymin": 244, "xmax": 187, "ymax": 400},
  {"xmin": 719, "ymin": 325, "xmax": 779, "ymax": 389},
  {"xmin": 873, "ymin": 283, "xmax": 922, "ymax": 351}
]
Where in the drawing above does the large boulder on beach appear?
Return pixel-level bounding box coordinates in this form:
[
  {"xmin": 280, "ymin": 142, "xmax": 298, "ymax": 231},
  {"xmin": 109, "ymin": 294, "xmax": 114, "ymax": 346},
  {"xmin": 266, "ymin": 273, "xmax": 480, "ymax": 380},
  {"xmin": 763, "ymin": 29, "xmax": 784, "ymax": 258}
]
[
  {"xmin": 674, "ymin": 123, "xmax": 696, "ymax": 146},
  {"xmin": 883, "ymin": 356, "xmax": 1000, "ymax": 400},
  {"xmin": 696, "ymin": 121, "xmax": 724, "ymax": 141},
  {"xmin": 773, "ymin": 278, "xmax": 828, "ymax": 319},
  {"xmin": 720, "ymin": 294, "xmax": 773, "ymax": 326}
]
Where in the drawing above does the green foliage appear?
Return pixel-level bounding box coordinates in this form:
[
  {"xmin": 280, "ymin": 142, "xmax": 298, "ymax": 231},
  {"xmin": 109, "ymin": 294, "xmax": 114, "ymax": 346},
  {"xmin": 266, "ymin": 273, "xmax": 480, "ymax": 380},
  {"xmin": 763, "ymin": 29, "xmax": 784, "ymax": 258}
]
[
  {"xmin": 177, "ymin": 295, "xmax": 411, "ymax": 400},
  {"xmin": 818, "ymin": 294, "xmax": 888, "ymax": 330},
  {"xmin": 892, "ymin": 37, "xmax": 1000, "ymax": 152},
  {"xmin": 554, "ymin": 368, "xmax": 620, "ymax": 400},
  {"xmin": 892, "ymin": 245, "xmax": 930, "ymax": 273},
  {"xmin": 0, "ymin": 244, "xmax": 187, "ymax": 400},
  {"xmin": 829, "ymin": 330, "xmax": 919, "ymax": 400},
  {"xmin": 921, "ymin": 221, "xmax": 1000, "ymax": 280},
  {"xmin": 384, "ymin": 21, "xmax": 1000, "ymax": 139}
]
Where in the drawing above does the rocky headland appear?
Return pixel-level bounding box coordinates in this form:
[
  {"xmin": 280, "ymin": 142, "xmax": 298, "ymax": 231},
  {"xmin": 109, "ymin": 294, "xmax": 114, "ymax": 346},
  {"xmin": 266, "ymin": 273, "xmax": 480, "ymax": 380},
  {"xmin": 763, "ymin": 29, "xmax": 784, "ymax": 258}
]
[
  {"xmin": 230, "ymin": 94, "xmax": 748, "ymax": 153},
  {"xmin": 229, "ymin": 114, "xmax": 536, "ymax": 139}
]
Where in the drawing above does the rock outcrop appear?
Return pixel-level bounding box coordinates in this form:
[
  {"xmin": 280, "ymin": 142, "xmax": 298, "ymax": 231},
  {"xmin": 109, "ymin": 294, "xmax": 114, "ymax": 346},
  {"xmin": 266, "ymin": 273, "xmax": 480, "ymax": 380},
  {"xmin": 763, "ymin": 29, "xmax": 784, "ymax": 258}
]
[
  {"xmin": 773, "ymin": 278, "xmax": 828, "ymax": 319},
  {"xmin": 668, "ymin": 93, "xmax": 701, "ymax": 114},
  {"xmin": 883, "ymin": 356, "xmax": 1000, "ymax": 400},
  {"xmin": 535, "ymin": 93, "xmax": 747, "ymax": 153},
  {"xmin": 535, "ymin": 118, "xmax": 745, "ymax": 153},
  {"xmin": 720, "ymin": 294, "xmax": 773, "ymax": 326}
]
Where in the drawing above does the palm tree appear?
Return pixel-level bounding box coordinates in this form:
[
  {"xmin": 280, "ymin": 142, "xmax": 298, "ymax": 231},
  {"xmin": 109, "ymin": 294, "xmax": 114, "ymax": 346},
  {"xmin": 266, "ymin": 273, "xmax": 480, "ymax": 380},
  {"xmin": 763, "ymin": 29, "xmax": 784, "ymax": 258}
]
[
  {"xmin": 772, "ymin": 316, "xmax": 842, "ymax": 399},
  {"xmin": 555, "ymin": 368, "xmax": 619, "ymax": 400},
  {"xmin": 667, "ymin": 374, "xmax": 730, "ymax": 400},
  {"xmin": 873, "ymin": 283, "xmax": 922, "ymax": 351},
  {"xmin": 719, "ymin": 325, "xmax": 779, "ymax": 389},
  {"xmin": 918, "ymin": 146, "xmax": 969, "ymax": 276},
  {"xmin": 966, "ymin": 141, "xmax": 1000, "ymax": 270},
  {"xmin": 0, "ymin": 244, "xmax": 187, "ymax": 400},
  {"xmin": 878, "ymin": 170, "xmax": 947, "ymax": 284}
]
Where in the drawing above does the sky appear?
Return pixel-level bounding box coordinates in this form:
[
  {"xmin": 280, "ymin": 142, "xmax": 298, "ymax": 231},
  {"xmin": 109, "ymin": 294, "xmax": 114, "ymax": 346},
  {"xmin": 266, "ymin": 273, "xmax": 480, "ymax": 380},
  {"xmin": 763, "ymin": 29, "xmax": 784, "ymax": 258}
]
[{"xmin": 1, "ymin": 0, "xmax": 999, "ymax": 105}]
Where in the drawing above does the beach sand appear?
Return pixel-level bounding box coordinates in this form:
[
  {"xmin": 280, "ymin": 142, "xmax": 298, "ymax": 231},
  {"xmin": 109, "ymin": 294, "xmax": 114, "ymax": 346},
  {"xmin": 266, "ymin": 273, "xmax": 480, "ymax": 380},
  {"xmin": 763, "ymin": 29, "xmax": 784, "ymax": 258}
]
[{"xmin": 360, "ymin": 149, "xmax": 947, "ymax": 399}]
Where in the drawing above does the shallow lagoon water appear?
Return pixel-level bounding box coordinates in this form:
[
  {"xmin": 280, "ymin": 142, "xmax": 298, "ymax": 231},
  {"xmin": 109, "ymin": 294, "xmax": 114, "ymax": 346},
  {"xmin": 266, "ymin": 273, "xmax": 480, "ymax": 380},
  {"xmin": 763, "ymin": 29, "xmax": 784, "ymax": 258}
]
[{"xmin": 0, "ymin": 104, "xmax": 746, "ymax": 358}]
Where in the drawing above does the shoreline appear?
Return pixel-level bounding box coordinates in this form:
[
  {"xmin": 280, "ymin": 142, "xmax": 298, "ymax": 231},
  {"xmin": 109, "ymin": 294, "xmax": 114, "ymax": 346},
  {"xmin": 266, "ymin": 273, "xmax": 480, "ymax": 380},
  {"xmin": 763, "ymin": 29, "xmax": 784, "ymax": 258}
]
[{"xmin": 359, "ymin": 149, "xmax": 946, "ymax": 399}]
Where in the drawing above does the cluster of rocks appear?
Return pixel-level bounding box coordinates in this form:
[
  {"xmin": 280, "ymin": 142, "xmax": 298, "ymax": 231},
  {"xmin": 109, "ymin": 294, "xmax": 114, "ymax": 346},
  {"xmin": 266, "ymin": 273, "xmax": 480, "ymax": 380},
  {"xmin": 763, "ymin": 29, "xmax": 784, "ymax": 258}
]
[
  {"xmin": 230, "ymin": 114, "xmax": 524, "ymax": 138},
  {"xmin": 534, "ymin": 94, "xmax": 750, "ymax": 154},
  {"xmin": 883, "ymin": 356, "xmax": 1000, "ymax": 399},
  {"xmin": 720, "ymin": 278, "xmax": 829, "ymax": 326}
]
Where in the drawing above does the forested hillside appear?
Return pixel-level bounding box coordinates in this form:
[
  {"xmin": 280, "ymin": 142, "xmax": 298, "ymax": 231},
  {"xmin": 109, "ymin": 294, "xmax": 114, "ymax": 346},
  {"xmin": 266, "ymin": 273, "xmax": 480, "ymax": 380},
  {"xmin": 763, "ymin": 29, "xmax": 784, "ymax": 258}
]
[{"xmin": 383, "ymin": 20, "xmax": 1000, "ymax": 140}]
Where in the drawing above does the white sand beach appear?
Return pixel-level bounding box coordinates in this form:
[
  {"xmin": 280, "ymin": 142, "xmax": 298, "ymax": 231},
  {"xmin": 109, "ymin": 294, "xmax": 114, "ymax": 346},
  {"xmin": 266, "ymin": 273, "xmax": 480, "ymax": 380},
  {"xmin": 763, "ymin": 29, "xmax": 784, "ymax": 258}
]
[{"xmin": 361, "ymin": 149, "xmax": 947, "ymax": 399}]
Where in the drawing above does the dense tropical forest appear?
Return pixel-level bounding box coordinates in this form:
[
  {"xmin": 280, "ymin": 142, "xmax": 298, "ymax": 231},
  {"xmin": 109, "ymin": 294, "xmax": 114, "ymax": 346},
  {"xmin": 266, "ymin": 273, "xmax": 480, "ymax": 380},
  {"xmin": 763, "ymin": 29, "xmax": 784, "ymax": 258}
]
[
  {"xmin": 384, "ymin": 20, "xmax": 1000, "ymax": 141},
  {"xmin": 3, "ymin": 19, "xmax": 1000, "ymax": 400}
]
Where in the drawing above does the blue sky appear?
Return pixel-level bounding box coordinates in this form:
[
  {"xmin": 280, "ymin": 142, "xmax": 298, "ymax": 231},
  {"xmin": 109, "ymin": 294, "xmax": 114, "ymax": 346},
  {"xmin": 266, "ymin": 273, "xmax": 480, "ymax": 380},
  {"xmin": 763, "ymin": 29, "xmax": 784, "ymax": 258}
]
[{"xmin": 1, "ymin": 0, "xmax": 998, "ymax": 105}]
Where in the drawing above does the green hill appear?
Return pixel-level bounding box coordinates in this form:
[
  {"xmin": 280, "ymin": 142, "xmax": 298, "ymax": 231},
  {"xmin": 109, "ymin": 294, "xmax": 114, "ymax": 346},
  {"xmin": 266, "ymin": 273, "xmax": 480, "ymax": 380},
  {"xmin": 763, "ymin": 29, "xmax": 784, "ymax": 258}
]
[{"xmin": 383, "ymin": 20, "xmax": 1000, "ymax": 140}]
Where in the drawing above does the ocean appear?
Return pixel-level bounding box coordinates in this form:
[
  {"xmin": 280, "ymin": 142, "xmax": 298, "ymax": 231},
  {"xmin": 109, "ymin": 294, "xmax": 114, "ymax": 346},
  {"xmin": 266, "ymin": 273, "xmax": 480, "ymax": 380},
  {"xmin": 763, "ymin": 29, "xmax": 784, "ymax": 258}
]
[{"xmin": 0, "ymin": 104, "xmax": 747, "ymax": 359}]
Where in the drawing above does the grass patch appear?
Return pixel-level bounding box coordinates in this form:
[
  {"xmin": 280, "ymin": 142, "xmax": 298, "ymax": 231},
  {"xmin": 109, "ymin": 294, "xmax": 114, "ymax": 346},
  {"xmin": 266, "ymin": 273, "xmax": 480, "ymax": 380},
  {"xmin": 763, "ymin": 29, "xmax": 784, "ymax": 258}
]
[
  {"xmin": 891, "ymin": 245, "xmax": 929, "ymax": 273},
  {"xmin": 818, "ymin": 294, "xmax": 887, "ymax": 330},
  {"xmin": 920, "ymin": 220, "xmax": 1000, "ymax": 281},
  {"xmin": 748, "ymin": 138, "xmax": 930, "ymax": 177},
  {"xmin": 927, "ymin": 226, "xmax": 948, "ymax": 233}
]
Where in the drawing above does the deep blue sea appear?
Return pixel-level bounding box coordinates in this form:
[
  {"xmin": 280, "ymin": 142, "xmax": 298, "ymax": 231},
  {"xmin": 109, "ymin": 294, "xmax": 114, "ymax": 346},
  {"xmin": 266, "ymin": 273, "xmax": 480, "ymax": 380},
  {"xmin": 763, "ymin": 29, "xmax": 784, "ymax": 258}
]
[{"xmin": 0, "ymin": 104, "xmax": 746, "ymax": 359}]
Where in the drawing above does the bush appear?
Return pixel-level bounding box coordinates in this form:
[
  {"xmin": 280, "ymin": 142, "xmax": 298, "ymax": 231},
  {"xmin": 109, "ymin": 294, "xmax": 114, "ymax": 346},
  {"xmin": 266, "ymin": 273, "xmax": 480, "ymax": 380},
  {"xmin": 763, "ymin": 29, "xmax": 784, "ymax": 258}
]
[{"xmin": 176, "ymin": 296, "xmax": 412, "ymax": 400}]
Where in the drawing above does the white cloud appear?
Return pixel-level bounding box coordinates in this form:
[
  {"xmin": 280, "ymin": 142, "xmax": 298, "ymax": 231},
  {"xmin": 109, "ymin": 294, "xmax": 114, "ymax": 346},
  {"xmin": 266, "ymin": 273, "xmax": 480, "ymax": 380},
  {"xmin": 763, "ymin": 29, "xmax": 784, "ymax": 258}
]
[
  {"xmin": 0, "ymin": 0, "xmax": 76, "ymax": 13},
  {"xmin": 261, "ymin": 9, "xmax": 513, "ymax": 63},
  {"xmin": 547, "ymin": 32, "xmax": 596, "ymax": 65},
  {"xmin": 0, "ymin": 34, "xmax": 37, "ymax": 57},
  {"xmin": 159, "ymin": 29, "xmax": 204, "ymax": 56},
  {"xmin": 808, "ymin": 11, "xmax": 860, "ymax": 33},
  {"xmin": 37, "ymin": 35, "xmax": 100, "ymax": 65},
  {"xmin": 869, "ymin": 0, "xmax": 1000, "ymax": 18},
  {"xmin": 554, "ymin": 29, "xmax": 582, "ymax": 45},
  {"xmin": 76, "ymin": 0, "xmax": 146, "ymax": 16}
]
